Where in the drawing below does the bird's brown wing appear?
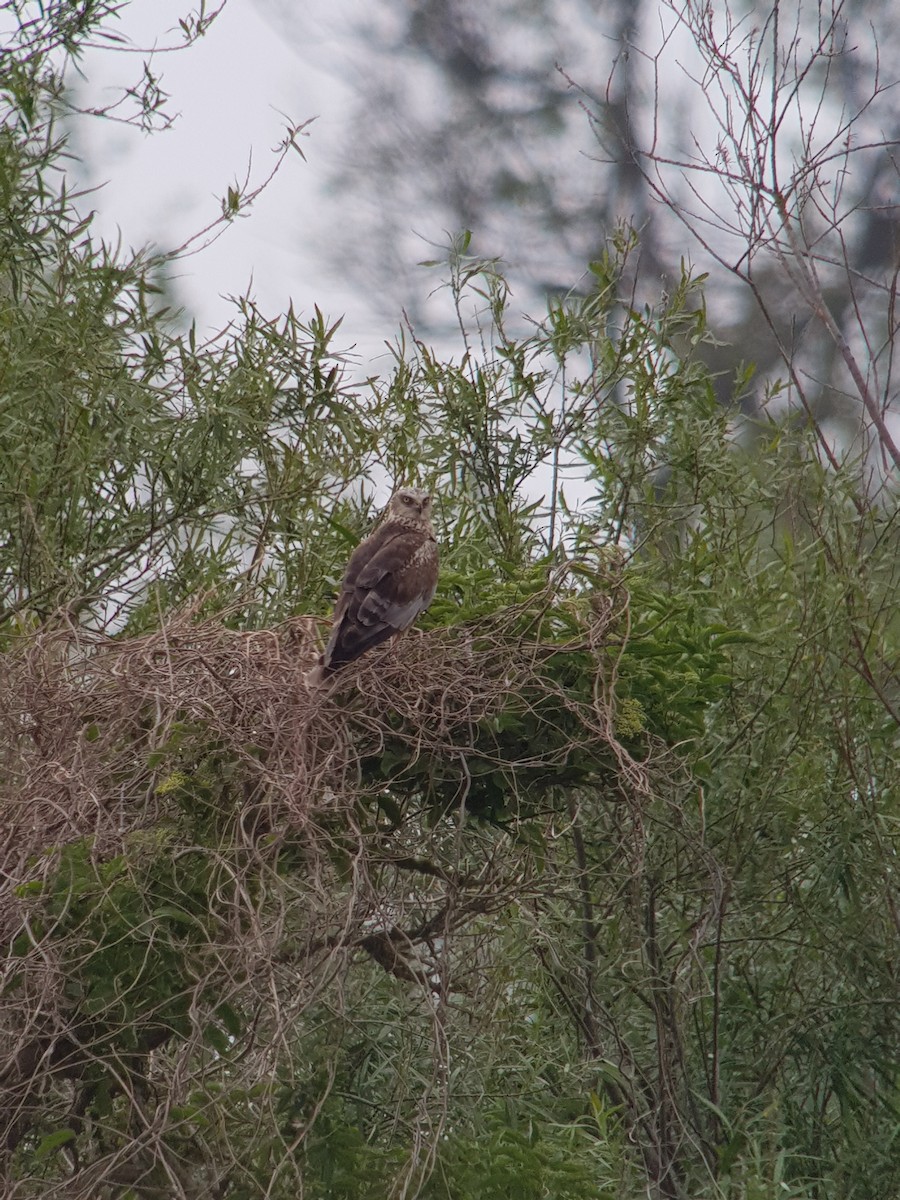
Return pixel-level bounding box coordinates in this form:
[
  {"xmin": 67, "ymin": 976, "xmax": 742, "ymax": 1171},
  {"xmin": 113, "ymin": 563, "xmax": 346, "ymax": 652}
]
[{"xmin": 322, "ymin": 526, "xmax": 438, "ymax": 673}]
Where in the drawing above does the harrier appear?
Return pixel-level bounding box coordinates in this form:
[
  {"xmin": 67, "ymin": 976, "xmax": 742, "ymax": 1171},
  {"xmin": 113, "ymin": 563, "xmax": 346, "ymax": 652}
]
[{"xmin": 307, "ymin": 488, "xmax": 439, "ymax": 684}]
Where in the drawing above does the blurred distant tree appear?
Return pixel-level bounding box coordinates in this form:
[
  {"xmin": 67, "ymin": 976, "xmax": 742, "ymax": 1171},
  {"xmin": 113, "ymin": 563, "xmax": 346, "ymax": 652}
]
[
  {"xmin": 286, "ymin": 0, "xmax": 900, "ymax": 450},
  {"xmin": 626, "ymin": 0, "xmax": 900, "ymax": 479},
  {"xmin": 286, "ymin": 0, "xmax": 655, "ymax": 323}
]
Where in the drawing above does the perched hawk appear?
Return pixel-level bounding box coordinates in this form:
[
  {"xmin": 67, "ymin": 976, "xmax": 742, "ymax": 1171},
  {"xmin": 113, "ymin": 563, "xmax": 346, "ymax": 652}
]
[{"xmin": 306, "ymin": 488, "xmax": 439, "ymax": 685}]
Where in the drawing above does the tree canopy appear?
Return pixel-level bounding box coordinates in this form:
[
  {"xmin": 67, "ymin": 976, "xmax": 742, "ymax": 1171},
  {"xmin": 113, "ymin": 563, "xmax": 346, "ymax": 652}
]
[{"xmin": 0, "ymin": 4, "xmax": 898, "ymax": 1199}]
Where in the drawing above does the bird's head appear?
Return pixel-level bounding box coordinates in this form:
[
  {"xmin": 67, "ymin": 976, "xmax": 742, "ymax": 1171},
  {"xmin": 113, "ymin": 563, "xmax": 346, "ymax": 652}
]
[{"xmin": 388, "ymin": 487, "xmax": 433, "ymax": 521}]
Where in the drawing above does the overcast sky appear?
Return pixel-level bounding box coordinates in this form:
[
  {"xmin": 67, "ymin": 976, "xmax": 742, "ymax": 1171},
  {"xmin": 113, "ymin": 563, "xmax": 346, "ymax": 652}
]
[{"xmin": 71, "ymin": 0, "xmax": 390, "ymax": 360}]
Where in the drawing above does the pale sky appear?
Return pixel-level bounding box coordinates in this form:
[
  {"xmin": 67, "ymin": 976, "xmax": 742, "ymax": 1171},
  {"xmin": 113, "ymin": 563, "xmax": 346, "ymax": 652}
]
[{"xmin": 71, "ymin": 0, "xmax": 387, "ymax": 358}]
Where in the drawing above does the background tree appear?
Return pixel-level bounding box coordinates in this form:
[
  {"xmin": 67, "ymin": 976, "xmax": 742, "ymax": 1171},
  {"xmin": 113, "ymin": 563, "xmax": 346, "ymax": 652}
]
[{"xmin": 285, "ymin": 0, "xmax": 900, "ymax": 445}]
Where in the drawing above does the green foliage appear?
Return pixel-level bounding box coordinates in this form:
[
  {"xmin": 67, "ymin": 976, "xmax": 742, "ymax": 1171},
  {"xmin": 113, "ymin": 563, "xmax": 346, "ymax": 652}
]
[
  {"xmin": 14, "ymin": 825, "xmax": 228, "ymax": 1047},
  {"xmin": 298, "ymin": 1103, "xmax": 616, "ymax": 1200},
  {"xmin": 0, "ymin": 9, "xmax": 898, "ymax": 1200}
]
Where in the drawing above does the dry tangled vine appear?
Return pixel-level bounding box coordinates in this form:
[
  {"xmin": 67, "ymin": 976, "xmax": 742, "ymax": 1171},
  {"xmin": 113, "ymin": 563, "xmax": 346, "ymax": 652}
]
[{"xmin": 0, "ymin": 588, "xmax": 678, "ymax": 1196}]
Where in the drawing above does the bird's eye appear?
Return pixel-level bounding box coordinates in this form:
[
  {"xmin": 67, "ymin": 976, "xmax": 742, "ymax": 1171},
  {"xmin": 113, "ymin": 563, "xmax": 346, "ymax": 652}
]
[{"xmin": 401, "ymin": 495, "xmax": 412, "ymax": 505}]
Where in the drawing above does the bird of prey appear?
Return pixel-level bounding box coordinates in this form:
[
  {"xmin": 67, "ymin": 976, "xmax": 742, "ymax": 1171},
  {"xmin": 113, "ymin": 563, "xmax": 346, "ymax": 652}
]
[{"xmin": 306, "ymin": 488, "xmax": 439, "ymax": 685}]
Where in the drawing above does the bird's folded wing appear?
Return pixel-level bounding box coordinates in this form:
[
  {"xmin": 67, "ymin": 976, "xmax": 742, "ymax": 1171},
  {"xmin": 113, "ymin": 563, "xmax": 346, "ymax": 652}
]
[{"xmin": 355, "ymin": 534, "xmax": 438, "ymax": 630}]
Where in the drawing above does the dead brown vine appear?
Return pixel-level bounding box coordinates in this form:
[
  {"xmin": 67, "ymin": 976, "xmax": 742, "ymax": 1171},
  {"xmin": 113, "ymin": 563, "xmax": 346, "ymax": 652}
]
[{"xmin": 0, "ymin": 590, "xmax": 685, "ymax": 1197}]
